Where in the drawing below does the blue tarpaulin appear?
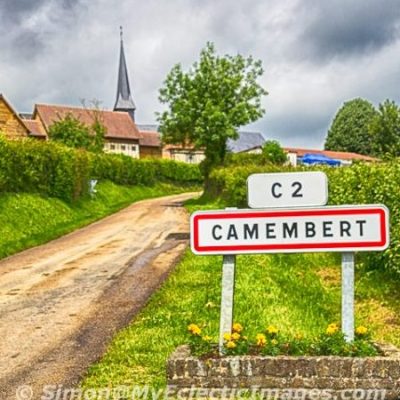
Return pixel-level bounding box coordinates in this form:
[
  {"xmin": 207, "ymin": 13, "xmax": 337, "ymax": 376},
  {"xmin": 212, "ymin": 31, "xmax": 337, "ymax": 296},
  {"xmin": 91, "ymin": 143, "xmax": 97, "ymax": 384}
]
[{"xmin": 300, "ymin": 153, "xmax": 341, "ymax": 166}]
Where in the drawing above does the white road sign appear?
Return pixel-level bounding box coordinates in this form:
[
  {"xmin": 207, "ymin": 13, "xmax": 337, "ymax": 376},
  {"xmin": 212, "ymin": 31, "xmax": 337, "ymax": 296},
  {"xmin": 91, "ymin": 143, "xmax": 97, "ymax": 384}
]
[
  {"xmin": 190, "ymin": 205, "xmax": 389, "ymax": 255},
  {"xmin": 247, "ymin": 171, "xmax": 328, "ymax": 208}
]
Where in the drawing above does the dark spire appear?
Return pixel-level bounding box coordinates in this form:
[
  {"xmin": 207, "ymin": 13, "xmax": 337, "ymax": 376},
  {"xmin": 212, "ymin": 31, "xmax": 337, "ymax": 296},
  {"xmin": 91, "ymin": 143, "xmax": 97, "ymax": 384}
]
[{"xmin": 114, "ymin": 26, "xmax": 136, "ymax": 120}]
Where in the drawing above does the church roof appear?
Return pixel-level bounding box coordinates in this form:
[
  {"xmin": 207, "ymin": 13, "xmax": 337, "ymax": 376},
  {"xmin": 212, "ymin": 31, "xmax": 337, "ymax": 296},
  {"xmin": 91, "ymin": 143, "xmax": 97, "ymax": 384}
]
[{"xmin": 114, "ymin": 29, "xmax": 136, "ymax": 115}]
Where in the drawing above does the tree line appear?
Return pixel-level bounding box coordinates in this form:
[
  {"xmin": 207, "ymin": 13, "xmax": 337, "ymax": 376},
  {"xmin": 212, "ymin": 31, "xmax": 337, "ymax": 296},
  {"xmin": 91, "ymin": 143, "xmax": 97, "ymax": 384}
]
[{"xmin": 324, "ymin": 98, "xmax": 400, "ymax": 158}]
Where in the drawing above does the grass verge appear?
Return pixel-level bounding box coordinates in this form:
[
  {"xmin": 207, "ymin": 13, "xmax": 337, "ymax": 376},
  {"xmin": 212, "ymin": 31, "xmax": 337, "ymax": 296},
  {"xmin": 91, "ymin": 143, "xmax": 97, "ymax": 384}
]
[
  {"xmin": 81, "ymin": 199, "xmax": 400, "ymax": 389},
  {"xmin": 0, "ymin": 180, "xmax": 198, "ymax": 260}
]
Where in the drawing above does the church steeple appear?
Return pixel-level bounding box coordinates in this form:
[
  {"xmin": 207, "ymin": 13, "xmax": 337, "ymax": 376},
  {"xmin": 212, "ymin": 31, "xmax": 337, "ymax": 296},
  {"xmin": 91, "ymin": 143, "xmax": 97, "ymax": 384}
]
[{"xmin": 114, "ymin": 26, "xmax": 136, "ymax": 120}]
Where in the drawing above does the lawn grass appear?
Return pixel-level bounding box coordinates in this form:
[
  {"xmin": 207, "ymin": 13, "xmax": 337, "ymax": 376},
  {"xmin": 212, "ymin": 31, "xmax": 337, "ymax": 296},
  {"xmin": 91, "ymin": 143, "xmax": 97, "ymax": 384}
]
[
  {"xmin": 81, "ymin": 199, "xmax": 400, "ymax": 390},
  {"xmin": 0, "ymin": 180, "xmax": 198, "ymax": 260}
]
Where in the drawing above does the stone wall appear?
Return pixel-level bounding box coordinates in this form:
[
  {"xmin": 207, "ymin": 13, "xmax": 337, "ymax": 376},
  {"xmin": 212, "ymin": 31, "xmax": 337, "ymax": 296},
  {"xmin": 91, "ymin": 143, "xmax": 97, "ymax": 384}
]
[{"xmin": 167, "ymin": 344, "xmax": 400, "ymax": 399}]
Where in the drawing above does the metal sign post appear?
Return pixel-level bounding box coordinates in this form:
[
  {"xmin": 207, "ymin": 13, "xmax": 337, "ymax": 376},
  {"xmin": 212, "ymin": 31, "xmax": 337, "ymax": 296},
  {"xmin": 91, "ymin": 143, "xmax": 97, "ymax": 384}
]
[
  {"xmin": 219, "ymin": 254, "xmax": 236, "ymax": 354},
  {"xmin": 342, "ymin": 252, "xmax": 355, "ymax": 342},
  {"xmin": 218, "ymin": 207, "xmax": 237, "ymax": 355}
]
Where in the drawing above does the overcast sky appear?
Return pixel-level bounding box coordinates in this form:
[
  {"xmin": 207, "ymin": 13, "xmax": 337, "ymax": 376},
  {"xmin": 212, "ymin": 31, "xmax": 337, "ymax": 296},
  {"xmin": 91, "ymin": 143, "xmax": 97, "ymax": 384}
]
[{"xmin": 1, "ymin": 0, "xmax": 400, "ymax": 148}]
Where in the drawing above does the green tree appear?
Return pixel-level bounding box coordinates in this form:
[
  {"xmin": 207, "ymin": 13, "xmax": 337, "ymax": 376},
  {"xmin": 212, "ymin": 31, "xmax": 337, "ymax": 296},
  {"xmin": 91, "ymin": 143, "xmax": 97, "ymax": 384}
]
[
  {"xmin": 157, "ymin": 42, "xmax": 267, "ymax": 178},
  {"xmin": 369, "ymin": 100, "xmax": 400, "ymax": 157},
  {"xmin": 48, "ymin": 113, "xmax": 105, "ymax": 152},
  {"xmin": 324, "ymin": 98, "xmax": 377, "ymax": 155},
  {"xmin": 262, "ymin": 140, "xmax": 287, "ymax": 165}
]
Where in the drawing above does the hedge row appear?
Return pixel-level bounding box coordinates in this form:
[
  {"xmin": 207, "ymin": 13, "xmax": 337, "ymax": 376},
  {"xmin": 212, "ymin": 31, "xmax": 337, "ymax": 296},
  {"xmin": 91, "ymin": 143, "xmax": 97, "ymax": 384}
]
[
  {"xmin": 89, "ymin": 153, "xmax": 202, "ymax": 186},
  {"xmin": 0, "ymin": 136, "xmax": 202, "ymax": 202},
  {"xmin": 207, "ymin": 162, "xmax": 400, "ymax": 276}
]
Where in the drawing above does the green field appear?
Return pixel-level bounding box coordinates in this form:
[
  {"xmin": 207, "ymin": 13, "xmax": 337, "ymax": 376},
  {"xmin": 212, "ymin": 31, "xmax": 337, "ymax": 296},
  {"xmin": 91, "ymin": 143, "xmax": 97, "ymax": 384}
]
[
  {"xmin": 81, "ymin": 199, "xmax": 400, "ymax": 389},
  {"xmin": 0, "ymin": 180, "xmax": 197, "ymax": 260}
]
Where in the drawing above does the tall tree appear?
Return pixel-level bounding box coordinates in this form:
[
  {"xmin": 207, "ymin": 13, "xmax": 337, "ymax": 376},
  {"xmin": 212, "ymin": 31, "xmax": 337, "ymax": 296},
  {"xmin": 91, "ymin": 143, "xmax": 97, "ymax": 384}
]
[
  {"xmin": 157, "ymin": 42, "xmax": 267, "ymax": 178},
  {"xmin": 324, "ymin": 98, "xmax": 377, "ymax": 155},
  {"xmin": 369, "ymin": 100, "xmax": 400, "ymax": 158}
]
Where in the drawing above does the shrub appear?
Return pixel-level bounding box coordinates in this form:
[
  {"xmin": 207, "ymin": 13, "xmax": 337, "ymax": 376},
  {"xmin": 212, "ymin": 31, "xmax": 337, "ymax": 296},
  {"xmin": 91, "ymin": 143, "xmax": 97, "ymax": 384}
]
[
  {"xmin": 205, "ymin": 160, "xmax": 400, "ymax": 276},
  {"xmin": 0, "ymin": 136, "xmax": 90, "ymax": 202},
  {"xmin": 0, "ymin": 136, "xmax": 202, "ymax": 203},
  {"xmin": 89, "ymin": 153, "xmax": 202, "ymax": 186}
]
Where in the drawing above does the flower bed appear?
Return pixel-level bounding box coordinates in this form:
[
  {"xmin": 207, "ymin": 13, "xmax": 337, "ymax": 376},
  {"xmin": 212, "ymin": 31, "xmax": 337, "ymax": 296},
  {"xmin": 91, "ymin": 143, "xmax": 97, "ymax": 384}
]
[
  {"xmin": 187, "ymin": 323, "xmax": 379, "ymax": 358},
  {"xmin": 167, "ymin": 323, "xmax": 400, "ymax": 398},
  {"xmin": 167, "ymin": 343, "xmax": 400, "ymax": 399}
]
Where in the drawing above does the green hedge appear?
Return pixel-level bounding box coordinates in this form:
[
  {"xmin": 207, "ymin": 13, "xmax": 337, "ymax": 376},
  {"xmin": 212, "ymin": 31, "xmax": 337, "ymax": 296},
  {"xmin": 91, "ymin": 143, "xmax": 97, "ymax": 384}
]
[
  {"xmin": 206, "ymin": 161, "xmax": 400, "ymax": 275},
  {"xmin": 0, "ymin": 136, "xmax": 202, "ymax": 203},
  {"xmin": 89, "ymin": 153, "xmax": 202, "ymax": 186},
  {"xmin": 0, "ymin": 136, "xmax": 90, "ymax": 202}
]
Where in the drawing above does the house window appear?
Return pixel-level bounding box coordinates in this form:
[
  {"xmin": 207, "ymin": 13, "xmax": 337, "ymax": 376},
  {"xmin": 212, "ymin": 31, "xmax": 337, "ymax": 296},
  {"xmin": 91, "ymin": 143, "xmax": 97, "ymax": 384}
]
[
  {"xmin": 121, "ymin": 145, "xmax": 126, "ymax": 151},
  {"xmin": 132, "ymin": 145, "xmax": 137, "ymax": 152},
  {"xmin": 110, "ymin": 144, "xmax": 116, "ymax": 150},
  {"xmin": 187, "ymin": 153, "xmax": 194, "ymax": 163}
]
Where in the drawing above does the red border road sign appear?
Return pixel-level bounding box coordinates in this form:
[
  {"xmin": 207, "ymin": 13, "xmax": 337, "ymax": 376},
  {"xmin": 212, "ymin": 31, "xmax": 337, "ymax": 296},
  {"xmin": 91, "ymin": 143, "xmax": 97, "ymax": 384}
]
[{"xmin": 190, "ymin": 205, "xmax": 389, "ymax": 255}]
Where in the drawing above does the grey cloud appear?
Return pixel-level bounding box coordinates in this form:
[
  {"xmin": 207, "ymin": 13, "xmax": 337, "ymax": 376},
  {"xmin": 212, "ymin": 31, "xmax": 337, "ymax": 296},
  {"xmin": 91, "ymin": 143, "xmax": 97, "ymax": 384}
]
[
  {"xmin": 0, "ymin": 0, "xmax": 83, "ymax": 61},
  {"xmin": 298, "ymin": 0, "xmax": 400, "ymax": 61},
  {"xmin": 1, "ymin": 0, "xmax": 400, "ymax": 149}
]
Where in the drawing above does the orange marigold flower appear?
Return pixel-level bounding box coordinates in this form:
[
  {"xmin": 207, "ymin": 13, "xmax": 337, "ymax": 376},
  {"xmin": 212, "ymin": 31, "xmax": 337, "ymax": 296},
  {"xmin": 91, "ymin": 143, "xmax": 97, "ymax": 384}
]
[
  {"xmin": 266, "ymin": 325, "xmax": 278, "ymax": 335},
  {"xmin": 326, "ymin": 323, "xmax": 339, "ymax": 335},
  {"xmin": 188, "ymin": 324, "xmax": 201, "ymax": 335},
  {"xmin": 256, "ymin": 333, "xmax": 267, "ymax": 347},
  {"xmin": 223, "ymin": 332, "xmax": 232, "ymax": 341},
  {"xmin": 355, "ymin": 326, "xmax": 368, "ymax": 335},
  {"xmin": 232, "ymin": 332, "xmax": 241, "ymax": 341},
  {"xmin": 232, "ymin": 323, "xmax": 243, "ymax": 333}
]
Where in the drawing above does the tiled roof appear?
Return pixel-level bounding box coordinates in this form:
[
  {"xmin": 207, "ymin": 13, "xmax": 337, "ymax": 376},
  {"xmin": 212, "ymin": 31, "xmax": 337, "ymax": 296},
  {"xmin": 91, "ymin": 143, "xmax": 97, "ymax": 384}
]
[
  {"xmin": 23, "ymin": 119, "xmax": 47, "ymax": 138},
  {"xmin": 139, "ymin": 130, "xmax": 161, "ymax": 148},
  {"xmin": 284, "ymin": 147, "xmax": 378, "ymax": 162},
  {"xmin": 34, "ymin": 104, "xmax": 142, "ymax": 141},
  {"xmin": 227, "ymin": 131, "xmax": 265, "ymax": 153}
]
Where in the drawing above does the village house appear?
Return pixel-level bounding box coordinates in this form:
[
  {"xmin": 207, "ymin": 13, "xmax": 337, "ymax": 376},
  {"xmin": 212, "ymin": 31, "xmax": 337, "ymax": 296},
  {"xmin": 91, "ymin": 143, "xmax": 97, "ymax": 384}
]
[
  {"xmin": 0, "ymin": 94, "xmax": 30, "ymax": 139},
  {"xmin": 283, "ymin": 147, "xmax": 378, "ymax": 166},
  {"xmin": 239, "ymin": 143, "xmax": 378, "ymax": 165}
]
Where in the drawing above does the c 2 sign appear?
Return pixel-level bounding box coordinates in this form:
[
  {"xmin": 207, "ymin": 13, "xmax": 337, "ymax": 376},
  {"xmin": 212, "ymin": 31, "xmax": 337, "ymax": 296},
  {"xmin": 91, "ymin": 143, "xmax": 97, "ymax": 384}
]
[{"xmin": 247, "ymin": 171, "xmax": 328, "ymax": 209}]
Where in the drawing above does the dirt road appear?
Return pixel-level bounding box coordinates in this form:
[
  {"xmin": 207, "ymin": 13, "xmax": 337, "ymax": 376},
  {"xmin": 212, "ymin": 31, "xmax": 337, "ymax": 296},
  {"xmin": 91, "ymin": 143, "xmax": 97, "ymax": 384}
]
[{"xmin": 0, "ymin": 192, "xmax": 197, "ymax": 399}]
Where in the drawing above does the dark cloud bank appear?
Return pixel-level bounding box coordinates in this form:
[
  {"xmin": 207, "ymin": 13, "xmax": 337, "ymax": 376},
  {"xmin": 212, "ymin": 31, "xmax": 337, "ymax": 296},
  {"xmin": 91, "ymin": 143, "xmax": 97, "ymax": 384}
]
[{"xmin": 1, "ymin": 0, "xmax": 400, "ymax": 148}]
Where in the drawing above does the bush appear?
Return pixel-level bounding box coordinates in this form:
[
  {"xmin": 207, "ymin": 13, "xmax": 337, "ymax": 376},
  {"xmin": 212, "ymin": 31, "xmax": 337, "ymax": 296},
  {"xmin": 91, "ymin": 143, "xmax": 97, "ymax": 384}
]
[
  {"xmin": 205, "ymin": 160, "xmax": 400, "ymax": 276},
  {"xmin": 0, "ymin": 136, "xmax": 90, "ymax": 202},
  {"xmin": 0, "ymin": 136, "xmax": 202, "ymax": 203},
  {"xmin": 89, "ymin": 153, "xmax": 202, "ymax": 186}
]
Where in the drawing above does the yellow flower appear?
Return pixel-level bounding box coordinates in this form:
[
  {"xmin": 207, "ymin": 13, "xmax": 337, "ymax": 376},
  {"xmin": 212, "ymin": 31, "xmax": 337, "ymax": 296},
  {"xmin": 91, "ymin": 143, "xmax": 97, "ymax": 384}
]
[
  {"xmin": 295, "ymin": 333, "xmax": 303, "ymax": 340},
  {"xmin": 256, "ymin": 333, "xmax": 267, "ymax": 346},
  {"xmin": 226, "ymin": 340, "xmax": 236, "ymax": 349},
  {"xmin": 326, "ymin": 323, "xmax": 339, "ymax": 335},
  {"xmin": 232, "ymin": 323, "xmax": 243, "ymax": 333},
  {"xmin": 188, "ymin": 324, "xmax": 201, "ymax": 336},
  {"xmin": 232, "ymin": 332, "xmax": 241, "ymax": 341},
  {"xmin": 223, "ymin": 332, "xmax": 232, "ymax": 341},
  {"xmin": 356, "ymin": 326, "xmax": 368, "ymax": 335},
  {"xmin": 205, "ymin": 302, "xmax": 215, "ymax": 309},
  {"xmin": 271, "ymin": 339, "xmax": 278, "ymax": 346},
  {"xmin": 202, "ymin": 335, "xmax": 212, "ymax": 342},
  {"xmin": 266, "ymin": 325, "xmax": 279, "ymax": 335}
]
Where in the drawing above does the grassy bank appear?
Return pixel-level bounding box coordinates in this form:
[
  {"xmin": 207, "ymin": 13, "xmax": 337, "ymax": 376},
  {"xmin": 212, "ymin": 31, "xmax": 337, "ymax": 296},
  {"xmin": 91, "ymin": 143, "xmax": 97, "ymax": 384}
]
[
  {"xmin": 0, "ymin": 180, "xmax": 198, "ymax": 260},
  {"xmin": 81, "ymin": 199, "xmax": 400, "ymax": 389}
]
